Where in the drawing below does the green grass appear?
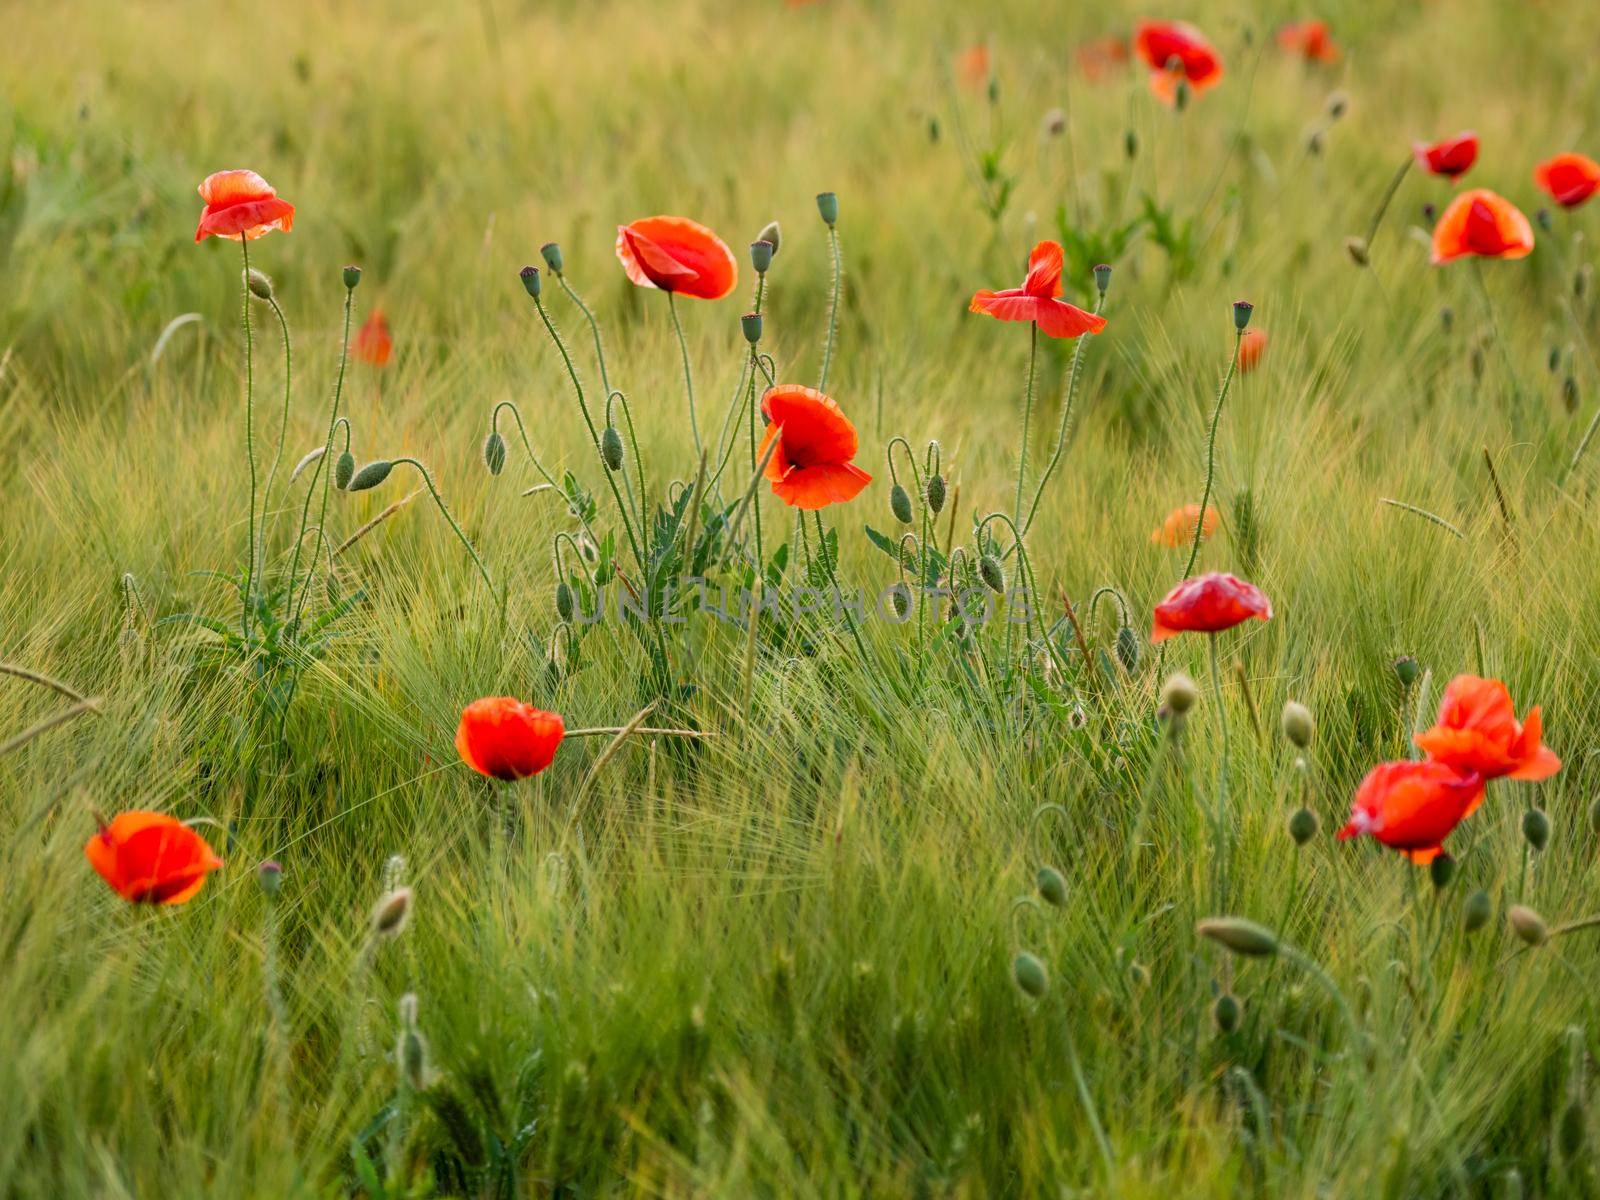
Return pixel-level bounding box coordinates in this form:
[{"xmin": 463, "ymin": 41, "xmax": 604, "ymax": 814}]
[{"xmin": 4, "ymin": 0, "xmax": 1600, "ymax": 1194}]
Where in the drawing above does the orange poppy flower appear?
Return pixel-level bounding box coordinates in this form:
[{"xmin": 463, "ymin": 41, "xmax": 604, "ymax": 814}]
[
  {"xmin": 354, "ymin": 310, "xmax": 393, "ymax": 367},
  {"xmin": 194, "ymin": 169, "xmax": 295, "ymax": 243},
  {"xmin": 757, "ymin": 384, "xmax": 872, "ymax": 510},
  {"xmin": 456, "ymin": 697, "xmax": 566, "ymax": 781},
  {"xmin": 1133, "ymin": 20, "xmax": 1223, "ymax": 105},
  {"xmin": 84, "ymin": 812, "xmax": 224, "ymax": 905},
  {"xmin": 1534, "ymin": 153, "xmax": 1600, "ymax": 209},
  {"xmin": 1236, "ymin": 328, "xmax": 1267, "ymax": 373},
  {"xmin": 969, "ymin": 242, "xmax": 1108, "ymax": 340},
  {"xmin": 615, "ymin": 216, "xmax": 737, "ymax": 301},
  {"xmin": 956, "ymin": 43, "xmax": 991, "ymax": 87},
  {"xmin": 1412, "ymin": 132, "xmax": 1478, "ymax": 180},
  {"xmin": 1150, "ymin": 503, "xmax": 1218, "ymax": 547},
  {"xmin": 1430, "ymin": 188, "xmax": 1534, "ymax": 265},
  {"xmin": 1150, "ymin": 572, "xmax": 1271, "ymax": 642},
  {"xmin": 1413, "ymin": 674, "xmax": 1561, "ymax": 782},
  {"xmin": 1337, "ymin": 760, "xmax": 1486, "ymax": 864},
  {"xmin": 1076, "ymin": 35, "xmax": 1130, "ymax": 81},
  {"xmin": 1276, "ymin": 20, "xmax": 1339, "ymax": 63}
]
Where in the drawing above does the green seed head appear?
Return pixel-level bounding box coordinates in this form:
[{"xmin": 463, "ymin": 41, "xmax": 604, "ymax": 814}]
[
  {"xmin": 1281, "ymin": 700, "xmax": 1314, "ymax": 748},
  {"xmin": 1213, "ymin": 992, "xmax": 1241, "ymax": 1034},
  {"xmin": 1012, "ymin": 951, "xmax": 1048, "ymax": 998},
  {"xmin": 1093, "ymin": 263, "xmax": 1112, "ymax": 295},
  {"xmin": 1233, "ymin": 300, "xmax": 1254, "ymax": 331},
  {"xmin": 925, "ymin": 474, "xmax": 947, "ymax": 514},
  {"xmin": 601, "ymin": 426, "xmax": 624, "ymax": 471},
  {"xmin": 1560, "ymin": 1100, "xmax": 1587, "ymax": 1159},
  {"xmin": 890, "ymin": 483, "xmax": 913, "ymax": 525},
  {"xmin": 519, "ymin": 265, "xmax": 542, "ymax": 298},
  {"xmin": 346, "ymin": 460, "xmax": 393, "ymax": 492},
  {"xmin": 256, "ymin": 860, "xmax": 283, "ymax": 897},
  {"xmin": 1195, "ymin": 916, "xmax": 1279, "ymax": 958},
  {"xmin": 540, "ymin": 242, "xmax": 564, "ymax": 274},
  {"xmin": 342, "ymin": 264, "xmax": 362, "ymax": 290},
  {"xmin": 1462, "ymin": 889, "xmax": 1492, "ymax": 934},
  {"xmin": 1288, "ymin": 807, "xmax": 1318, "ymax": 845},
  {"xmin": 1392, "ymin": 655, "xmax": 1420, "ymax": 687},
  {"xmin": 749, "ymin": 239, "xmax": 774, "ymax": 275},
  {"xmin": 483, "ymin": 431, "xmax": 507, "ymax": 476},
  {"xmin": 741, "ymin": 311, "xmax": 763, "ymax": 345},
  {"xmin": 816, "ymin": 191, "xmax": 839, "ymax": 226},
  {"xmin": 1523, "ymin": 807, "xmax": 1550, "ymax": 852},
  {"xmin": 1036, "ymin": 866, "xmax": 1067, "ymax": 908},
  {"xmin": 334, "ymin": 451, "xmax": 355, "ymax": 490}
]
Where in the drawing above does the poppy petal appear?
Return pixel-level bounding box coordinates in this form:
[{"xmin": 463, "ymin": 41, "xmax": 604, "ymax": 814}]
[
  {"xmin": 1022, "ymin": 241, "xmax": 1064, "ymax": 298},
  {"xmin": 772, "ymin": 462, "xmax": 872, "ymax": 510}
]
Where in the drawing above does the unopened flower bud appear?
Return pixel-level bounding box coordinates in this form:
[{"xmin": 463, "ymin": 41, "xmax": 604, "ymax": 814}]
[
  {"xmin": 1548, "ymin": 345, "xmax": 1563, "ymax": 373},
  {"xmin": 1233, "ymin": 300, "xmax": 1254, "ymax": 331},
  {"xmin": 1522, "ymin": 807, "xmax": 1550, "ymax": 852},
  {"xmin": 1537, "ymin": 208, "xmax": 1553, "ymax": 233},
  {"xmin": 1213, "ymin": 991, "xmax": 1241, "ymax": 1033},
  {"xmin": 1509, "ymin": 904, "xmax": 1548, "ymax": 946},
  {"xmin": 245, "ymin": 267, "xmax": 274, "ymax": 301},
  {"xmin": 519, "ymin": 265, "xmax": 542, "ymax": 299},
  {"xmin": 601, "ymin": 426, "xmax": 624, "ymax": 471},
  {"xmin": 1036, "ymin": 866, "xmax": 1067, "ymax": 908},
  {"xmin": 1124, "ymin": 129, "xmax": 1138, "ymax": 158},
  {"xmin": 1161, "ymin": 672, "xmax": 1199, "ymax": 715},
  {"xmin": 334, "ymin": 450, "xmax": 355, "ymax": 490},
  {"xmin": 1281, "ymin": 700, "xmax": 1313, "ymax": 748},
  {"xmin": 342, "ymin": 264, "xmax": 362, "ymax": 290},
  {"xmin": 1012, "ymin": 951, "xmax": 1048, "ymax": 997},
  {"xmin": 749, "ymin": 240, "xmax": 774, "ymax": 275},
  {"xmin": 1429, "ymin": 852, "xmax": 1456, "ymax": 890},
  {"xmin": 1288, "ymin": 807, "xmax": 1318, "ymax": 845},
  {"xmin": 757, "ymin": 220, "xmax": 781, "ymax": 256},
  {"xmin": 257, "ymin": 860, "xmax": 283, "ymax": 897},
  {"xmin": 1563, "ymin": 375, "xmax": 1579, "ymax": 414},
  {"xmin": 1307, "ymin": 130, "xmax": 1324, "ymax": 156},
  {"xmin": 1462, "ymin": 889, "xmax": 1492, "ymax": 934},
  {"xmin": 1393, "ymin": 655, "xmax": 1419, "ymax": 687},
  {"xmin": 979, "ymin": 554, "xmax": 1005, "ymax": 594},
  {"xmin": 890, "ymin": 483, "xmax": 913, "ymax": 525},
  {"xmin": 346, "ymin": 460, "xmax": 393, "ymax": 492},
  {"xmin": 925, "ymin": 474, "xmax": 947, "ymax": 514},
  {"xmin": 1093, "ymin": 263, "xmax": 1112, "ymax": 294},
  {"xmin": 1195, "ymin": 916, "xmax": 1279, "ymax": 957},
  {"xmin": 1344, "ymin": 236, "xmax": 1370, "ymax": 267},
  {"xmin": 1044, "ymin": 107, "xmax": 1066, "ymax": 136},
  {"xmin": 816, "ymin": 192, "xmax": 839, "ymax": 226},
  {"xmin": 395, "ymin": 993, "xmax": 429, "ymax": 1091},
  {"xmin": 540, "ymin": 242, "xmax": 564, "ymax": 274},
  {"xmin": 483, "ymin": 431, "xmax": 507, "ymax": 476},
  {"xmin": 889, "ymin": 586, "xmax": 911, "ymax": 620},
  {"xmin": 555, "ymin": 581, "xmax": 575, "ymax": 623},
  {"xmin": 741, "ymin": 311, "xmax": 763, "ymax": 345},
  {"xmin": 1325, "ymin": 91, "xmax": 1348, "ymax": 119},
  {"xmin": 1116, "ymin": 625, "xmax": 1139, "ymax": 673},
  {"xmin": 371, "ymin": 886, "xmax": 412, "ymax": 938}
]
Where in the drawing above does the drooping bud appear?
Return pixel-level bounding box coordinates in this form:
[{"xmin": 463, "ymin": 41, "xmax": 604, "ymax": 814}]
[
  {"xmin": 245, "ymin": 267, "xmax": 275, "ymax": 301},
  {"xmin": 741, "ymin": 311, "xmax": 763, "ymax": 345},
  {"xmin": 1036, "ymin": 866, "xmax": 1068, "ymax": 908},
  {"xmin": 483, "ymin": 431, "xmax": 507, "ymax": 476},
  {"xmin": 342, "ymin": 264, "xmax": 362, "ymax": 290},
  {"xmin": 749, "ymin": 239, "xmax": 774, "ymax": 275},
  {"xmin": 1161, "ymin": 672, "xmax": 1199, "ymax": 715},
  {"xmin": 1280, "ymin": 700, "xmax": 1313, "ymax": 748},
  {"xmin": 925, "ymin": 474, "xmax": 947, "ymax": 514},
  {"xmin": 334, "ymin": 451, "xmax": 355, "ymax": 490},
  {"xmin": 371, "ymin": 887, "xmax": 412, "ymax": 939},
  {"xmin": 1344, "ymin": 236, "xmax": 1370, "ymax": 267},
  {"xmin": 1288, "ymin": 807, "xmax": 1318, "ymax": 845},
  {"xmin": 979, "ymin": 554, "xmax": 1005, "ymax": 594},
  {"xmin": 1462, "ymin": 889, "xmax": 1492, "ymax": 934},
  {"xmin": 1012, "ymin": 951, "xmax": 1048, "ymax": 998},
  {"xmin": 1522, "ymin": 807, "xmax": 1550, "ymax": 852},
  {"xmin": 1392, "ymin": 655, "xmax": 1419, "ymax": 687},
  {"xmin": 1548, "ymin": 345, "xmax": 1563, "ymax": 373},
  {"xmin": 346, "ymin": 460, "xmax": 393, "ymax": 492},
  {"xmin": 1232, "ymin": 300, "xmax": 1254, "ymax": 331},
  {"xmin": 1509, "ymin": 905, "xmax": 1548, "ymax": 946},
  {"xmin": 1213, "ymin": 992, "xmax": 1241, "ymax": 1033},
  {"xmin": 555, "ymin": 581, "xmax": 575, "ymax": 623},
  {"xmin": 816, "ymin": 192, "xmax": 839, "ymax": 227},
  {"xmin": 1429, "ymin": 853, "xmax": 1456, "ymax": 890},
  {"xmin": 395, "ymin": 993, "xmax": 430, "ymax": 1091},
  {"xmin": 1043, "ymin": 107, "xmax": 1066, "ymax": 136},
  {"xmin": 256, "ymin": 860, "xmax": 283, "ymax": 897},
  {"xmin": 519, "ymin": 265, "xmax": 542, "ymax": 299},
  {"xmin": 889, "ymin": 483, "xmax": 913, "ymax": 525},
  {"xmin": 540, "ymin": 242, "xmax": 564, "ymax": 274},
  {"xmin": 600, "ymin": 426, "xmax": 624, "ymax": 471},
  {"xmin": 1564, "ymin": 375, "xmax": 1579, "ymax": 414},
  {"xmin": 1195, "ymin": 916, "xmax": 1279, "ymax": 958},
  {"xmin": 889, "ymin": 585, "xmax": 911, "ymax": 620},
  {"xmin": 1115, "ymin": 625, "xmax": 1140, "ymax": 673},
  {"xmin": 1325, "ymin": 91, "xmax": 1348, "ymax": 119},
  {"xmin": 1307, "ymin": 130, "xmax": 1324, "ymax": 156},
  {"xmin": 1093, "ymin": 263, "xmax": 1112, "ymax": 295},
  {"xmin": 1470, "ymin": 345, "xmax": 1485, "ymax": 380},
  {"xmin": 757, "ymin": 220, "xmax": 781, "ymax": 256},
  {"xmin": 1559, "ymin": 1100, "xmax": 1587, "ymax": 1159},
  {"xmin": 1124, "ymin": 129, "xmax": 1138, "ymax": 159}
]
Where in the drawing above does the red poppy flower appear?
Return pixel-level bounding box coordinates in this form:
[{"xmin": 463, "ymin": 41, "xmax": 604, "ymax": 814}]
[
  {"xmin": 957, "ymin": 43, "xmax": 991, "ymax": 87},
  {"xmin": 456, "ymin": 697, "xmax": 566, "ymax": 781},
  {"xmin": 84, "ymin": 812, "xmax": 223, "ymax": 905},
  {"xmin": 969, "ymin": 242, "xmax": 1108, "ymax": 340},
  {"xmin": 1276, "ymin": 20, "xmax": 1339, "ymax": 63},
  {"xmin": 1076, "ymin": 35, "xmax": 1130, "ymax": 81},
  {"xmin": 194, "ymin": 169, "xmax": 295, "ymax": 243},
  {"xmin": 1412, "ymin": 133, "xmax": 1478, "ymax": 180},
  {"xmin": 1534, "ymin": 153, "xmax": 1600, "ymax": 209},
  {"xmin": 1133, "ymin": 21, "xmax": 1223, "ymax": 105},
  {"xmin": 1430, "ymin": 188, "xmax": 1534, "ymax": 265},
  {"xmin": 1236, "ymin": 328, "xmax": 1267, "ymax": 373},
  {"xmin": 1150, "ymin": 503, "xmax": 1217, "ymax": 548},
  {"xmin": 615, "ymin": 216, "xmax": 737, "ymax": 301},
  {"xmin": 1413, "ymin": 675, "xmax": 1561, "ymax": 782},
  {"xmin": 757, "ymin": 384, "xmax": 872, "ymax": 510},
  {"xmin": 1337, "ymin": 760, "xmax": 1485, "ymax": 864},
  {"xmin": 354, "ymin": 310, "xmax": 393, "ymax": 367},
  {"xmin": 1150, "ymin": 572, "xmax": 1272, "ymax": 642}
]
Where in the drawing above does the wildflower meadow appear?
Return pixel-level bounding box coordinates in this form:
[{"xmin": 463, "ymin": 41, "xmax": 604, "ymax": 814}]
[{"xmin": 5, "ymin": 1, "xmax": 1600, "ymax": 1195}]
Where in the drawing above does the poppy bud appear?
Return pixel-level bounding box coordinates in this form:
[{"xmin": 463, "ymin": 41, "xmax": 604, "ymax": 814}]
[
  {"xmin": 257, "ymin": 859, "xmax": 283, "ymax": 897},
  {"xmin": 1509, "ymin": 905, "xmax": 1548, "ymax": 947},
  {"xmin": 1589, "ymin": 796, "xmax": 1600, "ymax": 835},
  {"xmin": 1307, "ymin": 131, "xmax": 1323, "ymax": 157},
  {"xmin": 334, "ymin": 450, "xmax": 355, "ymax": 490},
  {"xmin": 519, "ymin": 265, "xmax": 542, "ymax": 299},
  {"xmin": 1288, "ymin": 807, "xmax": 1318, "ymax": 845},
  {"xmin": 1213, "ymin": 992, "xmax": 1241, "ymax": 1033},
  {"xmin": 979, "ymin": 554, "xmax": 1005, "ymax": 594},
  {"xmin": 342, "ymin": 264, "xmax": 362, "ymax": 290},
  {"xmin": 1124, "ymin": 129, "xmax": 1138, "ymax": 159},
  {"xmin": 741, "ymin": 312, "xmax": 763, "ymax": 345},
  {"xmin": 1116, "ymin": 625, "xmax": 1139, "ymax": 673},
  {"xmin": 758, "ymin": 220, "xmax": 781, "ymax": 256},
  {"xmin": 396, "ymin": 993, "xmax": 429, "ymax": 1091},
  {"xmin": 600, "ymin": 426, "xmax": 624, "ymax": 471},
  {"xmin": 1012, "ymin": 951, "xmax": 1048, "ymax": 998},
  {"xmin": 1440, "ymin": 306, "xmax": 1454, "ymax": 333},
  {"xmin": 1195, "ymin": 916, "xmax": 1279, "ymax": 957},
  {"xmin": 816, "ymin": 192, "xmax": 839, "ymax": 227},
  {"xmin": 1173, "ymin": 77, "xmax": 1190, "ymax": 111},
  {"xmin": 540, "ymin": 242, "xmax": 564, "ymax": 274},
  {"xmin": 1470, "ymin": 346, "xmax": 1485, "ymax": 380},
  {"xmin": 987, "ymin": 76, "xmax": 999, "ymax": 105},
  {"xmin": 1344, "ymin": 237, "xmax": 1370, "ymax": 267},
  {"xmin": 1325, "ymin": 91, "xmax": 1348, "ymax": 119},
  {"xmin": 1281, "ymin": 700, "xmax": 1313, "ymax": 748},
  {"xmin": 925, "ymin": 474, "xmax": 947, "ymax": 514},
  {"xmin": 1036, "ymin": 866, "xmax": 1067, "ymax": 908},
  {"xmin": 890, "ymin": 483, "xmax": 913, "ymax": 525},
  {"xmin": 555, "ymin": 581, "xmax": 575, "ymax": 623},
  {"xmin": 1559, "ymin": 1100, "xmax": 1587, "ymax": 1159},
  {"xmin": 749, "ymin": 239, "xmax": 774, "ymax": 275},
  {"xmin": 1093, "ymin": 263, "xmax": 1112, "ymax": 294},
  {"xmin": 346, "ymin": 460, "xmax": 393, "ymax": 492},
  {"xmin": 1537, "ymin": 208, "xmax": 1553, "ymax": 233},
  {"xmin": 245, "ymin": 267, "xmax": 275, "ymax": 301},
  {"xmin": 889, "ymin": 586, "xmax": 911, "ymax": 620},
  {"xmin": 1044, "ymin": 107, "xmax": 1066, "ymax": 136},
  {"xmin": 1232, "ymin": 300, "xmax": 1254, "ymax": 331},
  {"xmin": 1429, "ymin": 853, "xmax": 1455, "ymax": 890},
  {"xmin": 371, "ymin": 887, "xmax": 412, "ymax": 938},
  {"xmin": 483, "ymin": 431, "xmax": 507, "ymax": 476},
  {"xmin": 1161, "ymin": 672, "xmax": 1199, "ymax": 715},
  {"xmin": 1393, "ymin": 655, "xmax": 1419, "ymax": 687},
  {"xmin": 1522, "ymin": 807, "xmax": 1550, "ymax": 852},
  {"xmin": 1422, "ymin": 203, "xmax": 1437, "ymax": 223},
  {"xmin": 1564, "ymin": 375, "xmax": 1580, "ymax": 414},
  {"xmin": 1548, "ymin": 345, "xmax": 1563, "ymax": 373},
  {"xmin": 1462, "ymin": 888, "xmax": 1492, "ymax": 934}
]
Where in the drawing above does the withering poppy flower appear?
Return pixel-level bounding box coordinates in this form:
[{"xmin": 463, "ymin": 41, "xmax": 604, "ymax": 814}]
[
  {"xmin": 1150, "ymin": 572, "xmax": 1271, "ymax": 642},
  {"xmin": 957, "ymin": 43, "xmax": 991, "ymax": 87},
  {"xmin": 1412, "ymin": 133, "xmax": 1478, "ymax": 180},
  {"xmin": 1276, "ymin": 20, "xmax": 1339, "ymax": 63},
  {"xmin": 84, "ymin": 812, "xmax": 223, "ymax": 905},
  {"xmin": 1150, "ymin": 503, "xmax": 1217, "ymax": 548},
  {"xmin": 1337, "ymin": 760, "xmax": 1485, "ymax": 864},
  {"xmin": 1236, "ymin": 328, "xmax": 1267, "ymax": 373},
  {"xmin": 354, "ymin": 310, "xmax": 393, "ymax": 367},
  {"xmin": 757, "ymin": 384, "xmax": 872, "ymax": 510},
  {"xmin": 1133, "ymin": 20, "xmax": 1223, "ymax": 105},
  {"xmin": 615, "ymin": 216, "xmax": 737, "ymax": 301},
  {"xmin": 1534, "ymin": 153, "xmax": 1600, "ymax": 209},
  {"xmin": 969, "ymin": 241, "xmax": 1108, "ymax": 340},
  {"xmin": 1076, "ymin": 35, "xmax": 1129, "ymax": 81},
  {"xmin": 1430, "ymin": 188, "xmax": 1534, "ymax": 265},
  {"xmin": 194, "ymin": 169, "xmax": 295, "ymax": 243},
  {"xmin": 1414, "ymin": 674, "xmax": 1561, "ymax": 782},
  {"xmin": 456, "ymin": 697, "xmax": 566, "ymax": 781}
]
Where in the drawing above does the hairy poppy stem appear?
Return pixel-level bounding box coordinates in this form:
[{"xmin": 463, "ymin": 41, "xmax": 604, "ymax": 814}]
[
  {"xmin": 389, "ymin": 458, "xmax": 499, "ymax": 610},
  {"xmin": 1024, "ymin": 291, "xmax": 1107, "ymax": 535},
  {"xmin": 259, "ymin": 296, "xmax": 294, "ymax": 565},
  {"xmin": 556, "ymin": 272, "xmax": 611, "ymax": 396},
  {"xmin": 819, "ymin": 225, "xmax": 842, "ymax": 391},
  {"xmin": 1359, "ymin": 154, "xmax": 1413, "ymax": 260},
  {"xmin": 746, "ymin": 354, "xmax": 764, "ymax": 569},
  {"xmin": 667, "ymin": 291, "xmax": 703, "ymax": 459},
  {"xmin": 1181, "ymin": 331, "xmax": 1243, "ymax": 581},
  {"xmin": 1208, "ymin": 633, "xmax": 1231, "ymax": 907},
  {"xmin": 239, "ymin": 241, "xmax": 259, "ymax": 638},
  {"xmin": 1013, "ymin": 322, "xmax": 1039, "ymax": 532}
]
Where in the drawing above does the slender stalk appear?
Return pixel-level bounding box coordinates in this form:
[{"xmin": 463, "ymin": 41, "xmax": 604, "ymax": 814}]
[
  {"xmin": 391, "ymin": 458, "xmax": 498, "ymax": 606},
  {"xmin": 813, "ymin": 511, "xmax": 871, "ymax": 667},
  {"xmin": 1024, "ymin": 293, "xmax": 1106, "ymax": 534},
  {"xmin": 747, "ymin": 354, "xmax": 764, "ymax": 569},
  {"xmin": 667, "ymin": 291, "xmax": 702, "ymax": 458},
  {"xmin": 1181, "ymin": 332, "xmax": 1243, "ymax": 580},
  {"xmin": 1208, "ymin": 633, "xmax": 1231, "ymax": 906},
  {"xmin": 1358, "ymin": 155, "xmax": 1413, "ymax": 257},
  {"xmin": 260, "ymin": 296, "xmax": 294, "ymax": 546},
  {"xmin": 557, "ymin": 273, "xmax": 610, "ymax": 395},
  {"xmin": 820, "ymin": 226, "xmax": 842, "ymax": 391},
  {"xmin": 1471, "ymin": 260, "xmax": 1522, "ymax": 407},
  {"xmin": 1014, "ymin": 322, "xmax": 1038, "ymax": 532},
  {"xmin": 287, "ymin": 287, "xmax": 354, "ymax": 630},
  {"xmin": 239, "ymin": 241, "xmax": 258, "ymax": 636}
]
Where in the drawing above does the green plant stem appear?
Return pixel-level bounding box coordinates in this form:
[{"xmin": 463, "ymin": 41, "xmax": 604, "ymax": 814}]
[
  {"xmin": 287, "ymin": 287, "xmax": 354, "ymax": 630},
  {"xmin": 1023, "ymin": 293, "xmax": 1105, "ymax": 535},
  {"xmin": 1208, "ymin": 633, "xmax": 1231, "ymax": 906},
  {"xmin": 260, "ymin": 297, "xmax": 293, "ymax": 541},
  {"xmin": 813, "ymin": 511, "xmax": 870, "ymax": 667},
  {"xmin": 820, "ymin": 225, "xmax": 841, "ymax": 390},
  {"xmin": 239, "ymin": 241, "xmax": 258, "ymax": 637},
  {"xmin": 391, "ymin": 458, "xmax": 498, "ymax": 607},
  {"xmin": 1182, "ymin": 331, "xmax": 1243, "ymax": 581},
  {"xmin": 1014, "ymin": 321, "xmax": 1038, "ymax": 533},
  {"xmin": 1361, "ymin": 155, "xmax": 1413, "ymax": 253},
  {"xmin": 557, "ymin": 272, "xmax": 610, "ymax": 395},
  {"xmin": 667, "ymin": 291, "xmax": 702, "ymax": 459},
  {"xmin": 1471, "ymin": 260, "xmax": 1522, "ymax": 408}
]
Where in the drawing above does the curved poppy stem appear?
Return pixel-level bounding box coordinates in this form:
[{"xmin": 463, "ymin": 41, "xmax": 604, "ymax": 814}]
[
  {"xmin": 1181, "ymin": 330, "xmax": 1243, "ymax": 581},
  {"xmin": 819, "ymin": 224, "xmax": 842, "ymax": 391},
  {"xmin": 239, "ymin": 240, "xmax": 258, "ymax": 638},
  {"xmin": 1013, "ymin": 322, "xmax": 1039, "ymax": 533},
  {"xmin": 1359, "ymin": 154, "xmax": 1413, "ymax": 260},
  {"xmin": 1024, "ymin": 292, "xmax": 1106, "ymax": 536},
  {"xmin": 287, "ymin": 284, "xmax": 354, "ymax": 632},
  {"xmin": 556, "ymin": 271, "xmax": 610, "ymax": 396},
  {"xmin": 667, "ymin": 291, "xmax": 702, "ymax": 460},
  {"xmin": 606, "ymin": 390, "xmax": 650, "ymax": 558},
  {"xmin": 491, "ymin": 401, "xmax": 562, "ymax": 493},
  {"xmin": 390, "ymin": 458, "xmax": 500, "ymax": 614}
]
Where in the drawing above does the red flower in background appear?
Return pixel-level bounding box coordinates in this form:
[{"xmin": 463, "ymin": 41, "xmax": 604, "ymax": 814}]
[
  {"xmin": 194, "ymin": 169, "xmax": 295, "ymax": 243},
  {"xmin": 1430, "ymin": 188, "xmax": 1534, "ymax": 264},
  {"xmin": 615, "ymin": 216, "xmax": 738, "ymax": 301},
  {"xmin": 1150, "ymin": 572, "xmax": 1271, "ymax": 642},
  {"xmin": 1076, "ymin": 35, "xmax": 1130, "ymax": 81},
  {"xmin": 1414, "ymin": 675, "xmax": 1561, "ymax": 782},
  {"xmin": 354, "ymin": 310, "xmax": 393, "ymax": 367},
  {"xmin": 456, "ymin": 698, "xmax": 566, "ymax": 781},
  {"xmin": 1413, "ymin": 133, "xmax": 1478, "ymax": 180},
  {"xmin": 1277, "ymin": 20, "xmax": 1340, "ymax": 63},
  {"xmin": 1133, "ymin": 21, "xmax": 1223, "ymax": 105},
  {"xmin": 84, "ymin": 812, "xmax": 224, "ymax": 905},
  {"xmin": 1151, "ymin": 503, "xmax": 1217, "ymax": 548},
  {"xmin": 1338, "ymin": 760, "xmax": 1485, "ymax": 864},
  {"xmin": 956, "ymin": 43, "xmax": 991, "ymax": 87},
  {"xmin": 1534, "ymin": 153, "xmax": 1600, "ymax": 209},
  {"xmin": 1236, "ymin": 328, "xmax": 1267, "ymax": 373},
  {"xmin": 969, "ymin": 242, "xmax": 1108, "ymax": 340},
  {"xmin": 758, "ymin": 385, "xmax": 872, "ymax": 510}
]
